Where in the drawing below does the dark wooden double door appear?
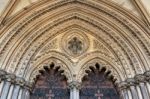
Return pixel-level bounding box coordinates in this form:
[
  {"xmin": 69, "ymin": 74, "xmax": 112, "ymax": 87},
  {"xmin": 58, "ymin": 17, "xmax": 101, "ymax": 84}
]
[{"xmin": 31, "ymin": 68, "xmax": 119, "ymax": 99}]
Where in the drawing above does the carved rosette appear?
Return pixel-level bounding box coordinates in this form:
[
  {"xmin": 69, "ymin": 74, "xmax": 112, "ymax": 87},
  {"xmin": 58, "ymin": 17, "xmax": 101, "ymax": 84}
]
[{"xmin": 61, "ymin": 32, "xmax": 89, "ymax": 57}]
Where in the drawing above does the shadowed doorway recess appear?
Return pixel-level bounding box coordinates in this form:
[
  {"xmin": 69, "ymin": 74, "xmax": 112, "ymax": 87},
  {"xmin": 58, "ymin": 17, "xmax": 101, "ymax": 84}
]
[
  {"xmin": 80, "ymin": 63, "xmax": 120, "ymax": 99},
  {"xmin": 31, "ymin": 63, "xmax": 69, "ymax": 99}
]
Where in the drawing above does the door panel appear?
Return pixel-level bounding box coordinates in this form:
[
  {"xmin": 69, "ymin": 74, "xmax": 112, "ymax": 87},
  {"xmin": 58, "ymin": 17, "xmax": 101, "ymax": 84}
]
[
  {"xmin": 31, "ymin": 68, "xmax": 69, "ymax": 99},
  {"xmin": 80, "ymin": 69, "xmax": 120, "ymax": 99}
]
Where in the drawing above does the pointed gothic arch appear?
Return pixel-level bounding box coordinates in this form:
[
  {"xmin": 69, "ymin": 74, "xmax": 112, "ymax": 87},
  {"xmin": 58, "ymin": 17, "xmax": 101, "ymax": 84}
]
[{"xmin": 0, "ymin": 0, "xmax": 150, "ymax": 99}]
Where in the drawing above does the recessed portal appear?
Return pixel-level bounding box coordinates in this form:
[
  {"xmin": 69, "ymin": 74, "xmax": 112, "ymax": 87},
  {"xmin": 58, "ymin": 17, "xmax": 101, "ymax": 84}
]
[
  {"xmin": 31, "ymin": 64, "xmax": 70, "ymax": 99},
  {"xmin": 80, "ymin": 64, "xmax": 120, "ymax": 99}
]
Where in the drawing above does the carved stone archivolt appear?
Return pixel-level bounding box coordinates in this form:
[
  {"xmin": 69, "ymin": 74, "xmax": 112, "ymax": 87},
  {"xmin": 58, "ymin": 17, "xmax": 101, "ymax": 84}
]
[{"xmin": 0, "ymin": 1, "xmax": 149, "ymax": 97}]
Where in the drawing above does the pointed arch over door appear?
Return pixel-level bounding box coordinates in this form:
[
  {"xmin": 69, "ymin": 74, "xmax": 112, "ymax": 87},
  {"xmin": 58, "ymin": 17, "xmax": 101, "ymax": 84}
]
[
  {"xmin": 80, "ymin": 64, "xmax": 120, "ymax": 99},
  {"xmin": 31, "ymin": 64, "xmax": 70, "ymax": 99}
]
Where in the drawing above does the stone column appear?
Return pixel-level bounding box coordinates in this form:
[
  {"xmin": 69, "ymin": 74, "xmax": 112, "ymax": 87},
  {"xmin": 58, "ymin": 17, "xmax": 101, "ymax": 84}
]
[
  {"xmin": 144, "ymin": 71, "xmax": 150, "ymax": 98},
  {"xmin": 68, "ymin": 81, "xmax": 81, "ymax": 99},
  {"xmin": 0, "ymin": 70, "xmax": 6, "ymax": 96},
  {"xmin": 7, "ymin": 85, "xmax": 14, "ymax": 99},
  {"xmin": 126, "ymin": 78, "xmax": 139, "ymax": 99},
  {"xmin": 18, "ymin": 88, "xmax": 23, "ymax": 99},
  {"xmin": 21, "ymin": 81, "xmax": 33, "ymax": 99},
  {"xmin": 0, "ymin": 74, "xmax": 15, "ymax": 99},
  {"xmin": 11, "ymin": 77, "xmax": 25, "ymax": 99},
  {"xmin": 118, "ymin": 81, "xmax": 129, "ymax": 99},
  {"xmin": 135, "ymin": 74, "xmax": 149, "ymax": 99}
]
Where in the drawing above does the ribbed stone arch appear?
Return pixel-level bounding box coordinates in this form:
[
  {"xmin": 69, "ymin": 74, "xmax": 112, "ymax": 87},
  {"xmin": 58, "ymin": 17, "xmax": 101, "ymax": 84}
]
[
  {"xmin": 0, "ymin": 1, "xmax": 149, "ymax": 99},
  {"xmin": 2, "ymin": 0, "xmax": 148, "ymax": 77},
  {"xmin": 77, "ymin": 53, "xmax": 124, "ymax": 83},
  {"xmin": 25, "ymin": 51, "xmax": 74, "ymax": 83},
  {"xmin": 0, "ymin": 17, "xmax": 144, "ymax": 75}
]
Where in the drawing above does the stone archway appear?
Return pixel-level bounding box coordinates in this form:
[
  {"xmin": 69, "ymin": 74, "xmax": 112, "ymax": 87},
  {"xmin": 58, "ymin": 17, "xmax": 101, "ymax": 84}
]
[
  {"xmin": 0, "ymin": 0, "xmax": 150, "ymax": 99},
  {"xmin": 31, "ymin": 63, "xmax": 70, "ymax": 99},
  {"xmin": 80, "ymin": 64, "xmax": 119, "ymax": 99}
]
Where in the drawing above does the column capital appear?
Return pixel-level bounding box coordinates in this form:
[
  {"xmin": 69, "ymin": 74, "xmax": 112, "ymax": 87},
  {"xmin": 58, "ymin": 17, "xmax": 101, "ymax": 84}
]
[
  {"xmin": 15, "ymin": 77, "xmax": 25, "ymax": 86},
  {"xmin": 0, "ymin": 70, "xmax": 7, "ymax": 81},
  {"xmin": 24, "ymin": 81, "xmax": 34, "ymax": 92},
  {"xmin": 144, "ymin": 71, "xmax": 150, "ymax": 82},
  {"xmin": 68, "ymin": 81, "xmax": 81, "ymax": 89},
  {"xmin": 134, "ymin": 74, "xmax": 146, "ymax": 83},
  {"xmin": 126, "ymin": 78, "xmax": 136, "ymax": 86},
  {"xmin": 117, "ymin": 81, "xmax": 128, "ymax": 90},
  {"xmin": 5, "ymin": 73, "xmax": 16, "ymax": 83}
]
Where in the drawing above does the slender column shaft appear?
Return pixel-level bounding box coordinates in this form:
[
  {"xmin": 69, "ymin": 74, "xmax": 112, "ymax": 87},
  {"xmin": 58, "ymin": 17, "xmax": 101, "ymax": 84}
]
[
  {"xmin": 70, "ymin": 86, "xmax": 80, "ymax": 99},
  {"xmin": 130, "ymin": 86, "xmax": 139, "ymax": 99},
  {"xmin": 146, "ymin": 82, "xmax": 150, "ymax": 97},
  {"xmin": 0, "ymin": 70, "xmax": 7, "ymax": 96},
  {"xmin": 118, "ymin": 81, "xmax": 129, "ymax": 99},
  {"xmin": 18, "ymin": 88, "xmax": 23, "ymax": 99},
  {"xmin": 139, "ymin": 83, "xmax": 149, "ymax": 99},
  {"xmin": 21, "ymin": 89, "xmax": 26, "ymax": 99},
  {"xmin": 7, "ymin": 85, "xmax": 14, "ymax": 99},
  {"xmin": 0, "ymin": 81, "xmax": 4, "ymax": 96},
  {"xmin": 0, "ymin": 81, "xmax": 11, "ymax": 99},
  {"xmin": 69, "ymin": 81, "xmax": 80, "ymax": 99},
  {"xmin": 70, "ymin": 88, "xmax": 74, "ymax": 99},
  {"xmin": 24, "ymin": 89, "xmax": 30, "ymax": 99},
  {"xmin": 144, "ymin": 71, "xmax": 150, "ymax": 98},
  {"xmin": 120, "ymin": 88, "xmax": 129, "ymax": 99},
  {"xmin": 136, "ymin": 85, "xmax": 142, "ymax": 99},
  {"xmin": 11, "ymin": 85, "xmax": 20, "ymax": 99},
  {"xmin": 127, "ymin": 90, "xmax": 132, "ymax": 99},
  {"xmin": 123, "ymin": 89, "xmax": 129, "ymax": 99}
]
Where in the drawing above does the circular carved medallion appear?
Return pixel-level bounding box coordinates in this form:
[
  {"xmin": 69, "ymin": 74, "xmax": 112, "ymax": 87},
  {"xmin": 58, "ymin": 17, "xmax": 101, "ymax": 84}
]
[{"xmin": 61, "ymin": 31, "xmax": 89, "ymax": 57}]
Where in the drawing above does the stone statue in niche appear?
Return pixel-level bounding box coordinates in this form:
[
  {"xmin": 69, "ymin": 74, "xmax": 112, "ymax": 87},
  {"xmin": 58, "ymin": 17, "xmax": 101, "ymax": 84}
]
[{"xmin": 68, "ymin": 37, "xmax": 83, "ymax": 55}]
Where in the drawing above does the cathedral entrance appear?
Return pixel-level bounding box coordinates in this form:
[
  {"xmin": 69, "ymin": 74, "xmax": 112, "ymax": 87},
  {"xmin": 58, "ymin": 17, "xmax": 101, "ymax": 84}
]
[
  {"xmin": 31, "ymin": 63, "xmax": 119, "ymax": 99},
  {"xmin": 80, "ymin": 64, "xmax": 119, "ymax": 99},
  {"xmin": 31, "ymin": 63, "xmax": 70, "ymax": 99}
]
